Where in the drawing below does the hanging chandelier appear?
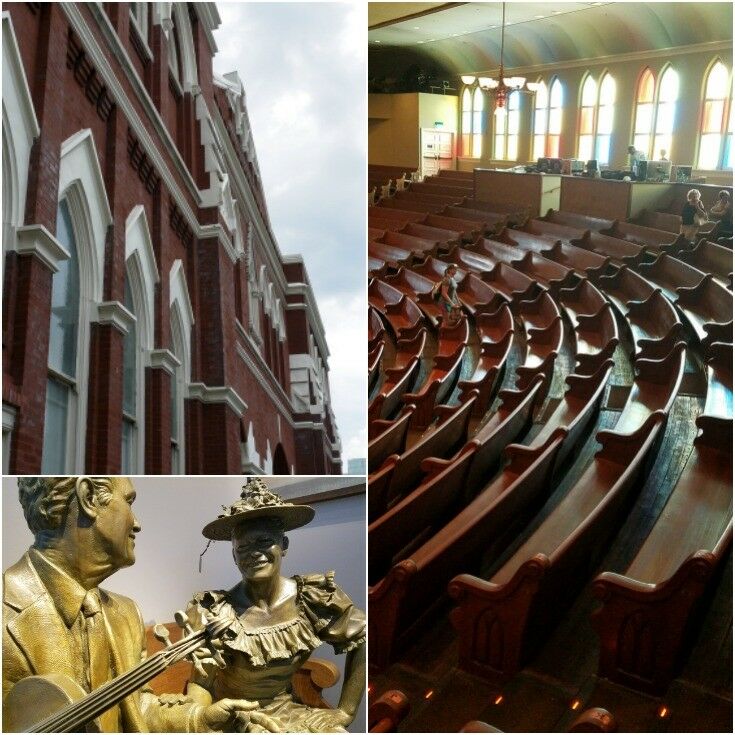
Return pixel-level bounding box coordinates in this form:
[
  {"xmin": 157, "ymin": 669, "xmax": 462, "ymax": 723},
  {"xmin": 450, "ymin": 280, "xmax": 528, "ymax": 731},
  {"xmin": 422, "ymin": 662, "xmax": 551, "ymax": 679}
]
[{"xmin": 460, "ymin": 2, "xmax": 539, "ymax": 117}]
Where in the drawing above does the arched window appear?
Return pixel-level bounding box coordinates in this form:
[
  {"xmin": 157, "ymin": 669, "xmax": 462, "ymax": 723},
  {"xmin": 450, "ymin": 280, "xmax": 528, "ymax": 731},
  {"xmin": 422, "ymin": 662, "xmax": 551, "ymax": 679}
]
[
  {"xmin": 596, "ymin": 73, "xmax": 615, "ymax": 165},
  {"xmin": 654, "ymin": 67, "xmax": 679, "ymax": 160},
  {"xmin": 121, "ymin": 278, "xmax": 138, "ymax": 472},
  {"xmin": 633, "ymin": 68, "xmax": 655, "ymax": 157},
  {"xmin": 461, "ymin": 86, "xmax": 485, "ymax": 158},
  {"xmin": 698, "ymin": 60, "xmax": 732, "ymax": 170},
  {"xmin": 532, "ymin": 78, "xmax": 563, "ymax": 159},
  {"xmin": 578, "ymin": 75, "xmax": 597, "ymax": 161},
  {"xmin": 42, "ymin": 199, "xmax": 80, "ymax": 473},
  {"xmin": 494, "ymin": 91, "xmax": 520, "ymax": 161},
  {"xmin": 578, "ymin": 72, "xmax": 615, "ymax": 165},
  {"xmin": 129, "ymin": 3, "xmax": 149, "ymax": 43},
  {"xmin": 532, "ymin": 80, "xmax": 548, "ymax": 160}
]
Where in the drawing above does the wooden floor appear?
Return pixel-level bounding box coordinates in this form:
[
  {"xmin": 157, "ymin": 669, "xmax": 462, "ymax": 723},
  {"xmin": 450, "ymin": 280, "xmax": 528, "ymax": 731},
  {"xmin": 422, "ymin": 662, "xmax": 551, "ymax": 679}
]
[{"xmin": 369, "ymin": 312, "xmax": 732, "ymax": 733}]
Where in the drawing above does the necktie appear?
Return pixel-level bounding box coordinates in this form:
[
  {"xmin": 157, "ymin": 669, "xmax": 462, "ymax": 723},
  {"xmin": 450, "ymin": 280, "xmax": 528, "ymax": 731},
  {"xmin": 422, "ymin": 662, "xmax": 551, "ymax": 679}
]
[{"xmin": 81, "ymin": 590, "xmax": 109, "ymax": 693}]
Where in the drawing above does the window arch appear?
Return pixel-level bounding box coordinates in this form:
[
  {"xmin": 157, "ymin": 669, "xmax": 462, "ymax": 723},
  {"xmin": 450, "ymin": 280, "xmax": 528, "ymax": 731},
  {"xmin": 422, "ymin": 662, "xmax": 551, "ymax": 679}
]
[
  {"xmin": 578, "ymin": 72, "xmax": 615, "ymax": 165},
  {"xmin": 494, "ymin": 91, "xmax": 520, "ymax": 161},
  {"xmin": 169, "ymin": 259, "xmax": 194, "ymax": 473},
  {"xmin": 41, "ymin": 130, "xmax": 111, "ymax": 472},
  {"xmin": 532, "ymin": 78, "xmax": 563, "ymax": 159},
  {"xmin": 633, "ymin": 67, "xmax": 656, "ymax": 157},
  {"xmin": 654, "ymin": 66, "xmax": 679, "ymax": 160},
  {"xmin": 461, "ymin": 86, "xmax": 485, "ymax": 158},
  {"xmin": 698, "ymin": 60, "xmax": 732, "ymax": 170}
]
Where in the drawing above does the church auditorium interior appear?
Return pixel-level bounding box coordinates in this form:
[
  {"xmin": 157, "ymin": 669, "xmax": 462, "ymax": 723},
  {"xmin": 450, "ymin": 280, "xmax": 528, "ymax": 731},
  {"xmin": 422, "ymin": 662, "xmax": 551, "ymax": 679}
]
[{"xmin": 367, "ymin": 3, "xmax": 732, "ymax": 733}]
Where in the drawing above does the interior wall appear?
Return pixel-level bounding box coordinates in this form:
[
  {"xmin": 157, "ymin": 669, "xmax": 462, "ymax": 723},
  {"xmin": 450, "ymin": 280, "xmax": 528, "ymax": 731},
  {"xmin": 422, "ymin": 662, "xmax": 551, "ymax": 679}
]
[
  {"xmin": 1, "ymin": 477, "xmax": 366, "ymax": 731},
  {"xmin": 445, "ymin": 47, "xmax": 732, "ymax": 180}
]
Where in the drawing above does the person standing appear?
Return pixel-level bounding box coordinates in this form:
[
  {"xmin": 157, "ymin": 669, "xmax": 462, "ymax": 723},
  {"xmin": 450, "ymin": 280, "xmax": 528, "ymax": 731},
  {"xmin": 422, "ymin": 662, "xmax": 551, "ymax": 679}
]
[{"xmin": 680, "ymin": 189, "xmax": 707, "ymax": 242}]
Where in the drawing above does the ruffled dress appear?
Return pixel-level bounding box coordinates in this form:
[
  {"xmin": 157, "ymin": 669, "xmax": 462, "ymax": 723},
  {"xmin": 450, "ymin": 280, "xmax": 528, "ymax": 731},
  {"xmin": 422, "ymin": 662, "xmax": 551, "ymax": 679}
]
[{"xmin": 185, "ymin": 572, "xmax": 365, "ymax": 732}]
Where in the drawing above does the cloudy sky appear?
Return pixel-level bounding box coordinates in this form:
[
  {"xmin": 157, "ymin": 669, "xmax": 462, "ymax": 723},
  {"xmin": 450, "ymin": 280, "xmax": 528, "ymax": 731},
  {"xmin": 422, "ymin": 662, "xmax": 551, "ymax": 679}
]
[{"xmin": 212, "ymin": 3, "xmax": 366, "ymax": 470}]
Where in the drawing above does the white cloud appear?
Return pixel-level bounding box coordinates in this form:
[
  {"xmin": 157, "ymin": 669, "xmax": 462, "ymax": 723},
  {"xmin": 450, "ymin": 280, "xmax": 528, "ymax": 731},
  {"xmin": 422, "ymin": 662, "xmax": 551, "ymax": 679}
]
[{"xmin": 212, "ymin": 4, "xmax": 366, "ymax": 469}]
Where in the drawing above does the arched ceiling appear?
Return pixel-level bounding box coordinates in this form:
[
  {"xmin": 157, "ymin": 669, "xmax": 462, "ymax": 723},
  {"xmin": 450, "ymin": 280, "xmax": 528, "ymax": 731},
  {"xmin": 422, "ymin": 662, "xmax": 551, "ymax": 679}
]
[{"xmin": 369, "ymin": 2, "xmax": 733, "ymax": 77}]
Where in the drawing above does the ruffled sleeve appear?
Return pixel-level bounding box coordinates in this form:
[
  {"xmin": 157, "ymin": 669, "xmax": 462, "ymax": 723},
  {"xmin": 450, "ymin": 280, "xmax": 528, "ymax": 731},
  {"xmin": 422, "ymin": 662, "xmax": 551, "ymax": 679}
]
[{"xmin": 297, "ymin": 572, "xmax": 366, "ymax": 654}]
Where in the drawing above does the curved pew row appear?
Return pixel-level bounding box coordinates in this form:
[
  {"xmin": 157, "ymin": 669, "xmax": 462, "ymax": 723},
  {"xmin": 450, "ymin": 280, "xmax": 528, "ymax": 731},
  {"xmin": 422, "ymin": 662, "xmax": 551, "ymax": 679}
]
[
  {"xmin": 383, "ymin": 267, "xmax": 446, "ymax": 328},
  {"xmin": 674, "ymin": 238, "xmax": 733, "ymax": 290},
  {"xmin": 601, "ymin": 219, "xmax": 689, "ymax": 254},
  {"xmin": 368, "ymin": 376, "xmax": 546, "ymax": 585},
  {"xmin": 378, "ymin": 229, "xmax": 443, "ymax": 257},
  {"xmin": 368, "ymin": 329, "xmax": 427, "ymax": 422},
  {"xmin": 448, "ymin": 344, "xmax": 687, "ymax": 684},
  {"xmin": 402, "ymin": 319, "xmax": 470, "ymax": 429},
  {"xmin": 368, "ymin": 279, "xmax": 425, "ymax": 340},
  {"xmin": 634, "ymin": 253, "xmax": 733, "ymax": 347},
  {"xmin": 368, "ymin": 240, "xmax": 422, "ymax": 269},
  {"xmin": 594, "ymin": 267, "xmax": 684, "ymax": 359},
  {"xmin": 368, "ymin": 359, "xmax": 614, "ymax": 670},
  {"xmin": 592, "ymin": 342, "xmax": 733, "ymax": 695},
  {"xmin": 368, "ymin": 391, "xmax": 477, "ymax": 523},
  {"xmin": 368, "ymin": 405, "xmax": 415, "ymax": 474},
  {"xmin": 542, "ymin": 209, "xmax": 615, "ymax": 233},
  {"xmin": 369, "ymin": 341, "xmax": 384, "ymax": 390},
  {"xmin": 369, "ymin": 306, "xmax": 385, "ymax": 352}
]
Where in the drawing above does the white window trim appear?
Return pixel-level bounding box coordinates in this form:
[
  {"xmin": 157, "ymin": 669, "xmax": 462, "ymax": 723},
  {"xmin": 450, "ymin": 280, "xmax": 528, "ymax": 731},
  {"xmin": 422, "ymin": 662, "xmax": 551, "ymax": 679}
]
[{"xmin": 2, "ymin": 403, "xmax": 17, "ymax": 474}]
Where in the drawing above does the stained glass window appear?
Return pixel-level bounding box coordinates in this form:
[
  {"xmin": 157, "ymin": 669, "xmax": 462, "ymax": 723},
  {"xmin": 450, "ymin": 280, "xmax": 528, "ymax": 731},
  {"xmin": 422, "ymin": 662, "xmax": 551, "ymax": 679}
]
[{"xmin": 698, "ymin": 61, "xmax": 732, "ymax": 169}]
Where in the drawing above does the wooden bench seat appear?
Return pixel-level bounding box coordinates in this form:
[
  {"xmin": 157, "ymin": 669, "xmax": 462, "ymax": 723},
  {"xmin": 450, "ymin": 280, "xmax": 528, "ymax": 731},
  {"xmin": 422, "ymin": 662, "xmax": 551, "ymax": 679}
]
[
  {"xmin": 369, "ymin": 215, "xmax": 420, "ymax": 233},
  {"xmin": 368, "ymin": 256, "xmax": 388, "ymax": 278},
  {"xmin": 380, "ymin": 230, "xmax": 442, "ymax": 256},
  {"xmin": 372, "ymin": 392, "xmax": 477, "ymax": 520},
  {"xmin": 369, "ymin": 206, "xmax": 427, "ymax": 225},
  {"xmin": 403, "ymin": 341, "xmax": 467, "ymax": 429},
  {"xmin": 541, "ymin": 241, "xmax": 613, "ymax": 280},
  {"xmin": 368, "ymin": 378, "xmax": 545, "ymax": 584},
  {"xmin": 635, "ymin": 252, "xmax": 707, "ymax": 298},
  {"xmin": 556, "ymin": 277, "xmax": 608, "ymax": 322},
  {"xmin": 369, "ymin": 341, "xmax": 384, "ymax": 389},
  {"xmin": 631, "ymin": 208, "xmax": 686, "ymax": 234},
  {"xmin": 368, "ymin": 330, "xmax": 427, "ymax": 421},
  {"xmin": 369, "ymin": 240, "xmax": 419, "ymax": 268},
  {"xmin": 601, "ymin": 220, "xmax": 688, "ymax": 253},
  {"xmin": 444, "ymin": 249, "xmax": 540, "ymax": 303},
  {"xmin": 512, "ymin": 289, "xmax": 561, "ymax": 333},
  {"xmin": 378, "ymin": 197, "xmax": 453, "ymax": 215},
  {"xmin": 403, "ymin": 221, "xmax": 462, "ymax": 246},
  {"xmin": 571, "ymin": 231, "xmax": 652, "ymax": 268},
  {"xmin": 463, "ymin": 199, "xmax": 531, "ymax": 227},
  {"xmin": 442, "ymin": 205, "xmax": 509, "ymax": 233},
  {"xmin": 499, "ymin": 227, "xmax": 559, "ymax": 254},
  {"xmin": 369, "ymin": 432, "xmax": 565, "ymax": 670},
  {"xmin": 396, "ymin": 190, "xmax": 466, "ymax": 207},
  {"xmin": 510, "ymin": 250, "xmax": 581, "ymax": 296},
  {"xmin": 675, "ymin": 238, "xmax": 733, "ymax": 290},
  {"xmin": 423, "ymin": 174, "xmax": 475, "ymax": 189},
  {"xmin": 369, "ymin": 306, "xmax": 385, "ymax": 350},
  {"xmin": 449, "ymin": 410, "xmax": 668, "ymax": 684},
  {"xmin": 543, "ymin": 209, "xmax": 616, "ymax": 233},
  {"xmin": 368, "ymin": 405, "xmax": 415, "ymax": 473},
  {"xmin": 437, "ymin": 169, "xmax": 475, "ymax": 181},
  {"xmin": 592, "ymin": 352, "xmax": 732, "ymax": 694},
  {"xmin": 368, "ymin": 278, "xmax": 403, "ymax": 312},
  {"xmin": 410, "ymin": 181, "xmax": 474, "ymax": 198},
  {"xmin": 527, "ymin": 218, "xmax": 589, "ymax": 243},
  {"xmin": 383, "ymin": 294, "xmax": 425, "ymax": 340},
  {"xmin": 422, "ymin": 213, "xmax": 483, "ymax": 240}
]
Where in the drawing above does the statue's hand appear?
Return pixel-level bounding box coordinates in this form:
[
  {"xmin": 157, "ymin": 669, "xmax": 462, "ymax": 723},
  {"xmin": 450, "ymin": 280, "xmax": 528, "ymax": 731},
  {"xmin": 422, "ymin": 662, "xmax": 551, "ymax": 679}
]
[
  {"xmin": 302, "ymin": 707, "xmax": 353, "ymax": 732},
  {"xmin": 202, "ymin": 698, "xmax": 283, "ymax": 732}
]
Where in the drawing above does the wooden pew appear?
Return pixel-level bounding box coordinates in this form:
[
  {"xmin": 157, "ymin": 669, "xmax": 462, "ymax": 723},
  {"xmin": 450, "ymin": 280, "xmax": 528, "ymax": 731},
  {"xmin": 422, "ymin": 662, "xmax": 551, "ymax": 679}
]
[
  {"xmin": 368, "ymin": 378, "xmax": 545, "ymax": 584},
  {"xmin": 384, "ymin": 294, "xmax": 425, "ymax": 340},
  {"xmin": 510, "ymin": 250, "xmax": 581, "ymax": 296},
  {"xmin": 423, "ymin": 213, "xmax": 484, "ymax": 240},
  {"xmin": 437, "ymin": 169, "xmax": 475, "ymax": 182},
  {"xmin": 601, "ymin": 220, "xmax": 688, "ymax": 253},
  {"xmin": 368, "ymin": 329, "xmax": 427, "ymax": 422},
  {"xmin": 458, "ymin": 305, "xmax": 515, "ymax": 415},
  {"xmin": 384, "ymin": 268, "xmax": 445, "ymax": 327},
  {"xmin": 369, "ymin": 432, "xmax": 565, "ymax": 670},
  {"xmin": 410, "ymin": 181, "xmax": 474, "ymax": 198},
  {"xmin": 526, "ymin": 217, "xmax": 589, "ymax": 244},
  {"xmin": 442, "ymin": 206, "xmax": 508, "ymax": 234},
  {"xmin": 372, "ymin": 392, "xmax": 477, "ymax": 521},
  {"xmin": 379, "ymin": 230, "xmax": 442, "ymax": 257},
  {"xmin": 369, "ymin": 341, "xmax": 384, "ymax": 389},
  {"xmin": 570, "ymin": 231, "xmax": 652, "ymax": 269},
  {"xmin": 369, "ymin": 240, "xmax": 420, "ymax": 269},
  {"xmin": 369, "ymin": 256, "xmax": 388, "ymax": 279},
  {"xmin": 542, "ymin": 209, "xmax": 616, "ymax": 233},
  {"xmin": 541, "ymin": 241, "xmax": 613, "ymax": 281},
  {"xmin": 424, "ymin": 173, "xmax": 475, "ymax": 189},
  {"xmin": 448, "ymin": 345, "xmax": 686, "ymax": 683},
  {"xmin": 592, "ymin": 347, "xmax": 732, "ymax": 694},
  {"xmin": 403, "ymin": 221, "xmax": 463, "ymax": 247},
  {"xmin": 462, "ymin": 199, "xmax": 531, "ymax": 227},
  {"xmin": 369, "ymin": 206, "xmax": 427, "ymax": 225},
  {"xmin": 369, "ymin": 306, "xmax": 385, "ymax": 351},
  {"xmin": 368, "ymin": 404, "xmax": 415, "ymax": 473},
  {"xmin": 674, "ymin": 238, "xmax": 733, "ymax": 290},
  {"xmin": 395, "ymin": 189, "xmax": 466, "ymax": 207}
]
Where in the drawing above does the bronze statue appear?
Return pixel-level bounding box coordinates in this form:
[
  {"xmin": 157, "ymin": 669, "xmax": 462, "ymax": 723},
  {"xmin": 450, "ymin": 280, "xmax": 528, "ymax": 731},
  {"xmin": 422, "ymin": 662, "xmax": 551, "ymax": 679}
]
[
  {"xmin": 184, "ymin": 479, "xmax": 366, "ymax": 732},
  {"xmin": 2, "ymin": 477, "xmax": 281, "ymax": 732}
]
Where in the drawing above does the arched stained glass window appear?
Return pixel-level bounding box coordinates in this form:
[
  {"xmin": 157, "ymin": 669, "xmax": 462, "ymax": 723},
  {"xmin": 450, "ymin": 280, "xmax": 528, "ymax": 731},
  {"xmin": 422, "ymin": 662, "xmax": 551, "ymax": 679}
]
[
  {"xmin": 633, "ymin": 68, "xmax": 655, "ymax": 156},
  {"xmin": 653, "ymin": 67, "xmax": 679, "ymax": 160},
  {"xmin": 698, "ymin": 60, "xmax": 732, "ymax": 169},
  {"xmin": 578, "ymin": 75, "xmax": 597, "ymax": 161},
  {"xmin": 461, "ymin": 86, "xmax": 485, "ymax": 158},
  {"xmin": 494, "ymin": 91, "xmax": 520, "ymax": 161},
  {"xmin": 596, "ymin": 73, "xmax": 615, "ymax": 165},
  {"xmin": 532, "ymin": 78, "xmax": 563, "ymax": 159},
  {"xmin": 42, "ymin": 200, "xmax": 80, "ymax": 473}
]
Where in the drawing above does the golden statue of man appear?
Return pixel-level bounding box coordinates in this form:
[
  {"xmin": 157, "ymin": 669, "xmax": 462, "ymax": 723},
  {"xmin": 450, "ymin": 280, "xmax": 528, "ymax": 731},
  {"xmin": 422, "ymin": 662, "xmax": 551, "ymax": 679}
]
[{"xmin": 2, "ymin": 476, "xmax": 280, "ymax": 732}]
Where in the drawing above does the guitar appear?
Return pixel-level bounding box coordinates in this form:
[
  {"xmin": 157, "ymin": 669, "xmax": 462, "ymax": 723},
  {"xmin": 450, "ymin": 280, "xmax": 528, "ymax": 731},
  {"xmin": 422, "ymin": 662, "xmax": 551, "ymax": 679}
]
[{"xmin": 3, "ymin": 611, "xmax": 228, "ymax": 733}]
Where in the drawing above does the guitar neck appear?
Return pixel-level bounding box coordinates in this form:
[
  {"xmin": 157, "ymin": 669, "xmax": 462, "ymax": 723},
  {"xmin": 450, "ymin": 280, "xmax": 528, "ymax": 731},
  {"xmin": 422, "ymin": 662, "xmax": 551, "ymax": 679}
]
[{"xmin": 30, "ymin": 630, "xmax": 208, "ymax": 733}]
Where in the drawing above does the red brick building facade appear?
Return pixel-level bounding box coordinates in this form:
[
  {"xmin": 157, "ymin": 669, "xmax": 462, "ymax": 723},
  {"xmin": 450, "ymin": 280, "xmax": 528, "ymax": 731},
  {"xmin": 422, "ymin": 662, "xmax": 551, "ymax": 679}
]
[{"xmin": 2, "ymin": 2, "xmax": 341, "ymax": 474}]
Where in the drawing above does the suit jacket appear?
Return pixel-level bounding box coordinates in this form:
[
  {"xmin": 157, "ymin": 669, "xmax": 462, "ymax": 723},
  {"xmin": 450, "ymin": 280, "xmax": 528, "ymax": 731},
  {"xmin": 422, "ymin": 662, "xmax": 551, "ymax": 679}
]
[{"xmin": 3, "ymin": 551, "xmax": 199, "ymax": 732}]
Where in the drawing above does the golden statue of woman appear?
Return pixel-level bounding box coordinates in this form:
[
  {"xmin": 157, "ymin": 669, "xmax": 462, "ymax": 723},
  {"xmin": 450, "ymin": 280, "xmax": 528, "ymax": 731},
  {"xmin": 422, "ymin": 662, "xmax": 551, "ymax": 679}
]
[{"xmin": 184, "ymin": 479, "xmax": 366, "ymax": 733}]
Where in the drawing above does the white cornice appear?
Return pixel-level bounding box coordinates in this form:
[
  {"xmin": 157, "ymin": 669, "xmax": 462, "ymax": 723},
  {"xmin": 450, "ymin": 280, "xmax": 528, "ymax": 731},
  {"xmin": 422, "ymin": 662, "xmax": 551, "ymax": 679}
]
[
  {"xmin": 148, "ymin": 348, "xmax": 181, "ymax": 375},
  {"xmin": 95, "ymin": 300, "xmax": 135, "ymax": 335},
  {"xmin": 14, "ymin": 225, "xmax": 70, "ymax": 272},
  {"xmin": 194, "ymin": 4, "xmax": 221, "ymax": 55},
  {"xmin": 283, "ymin": 281, "xmax": 330, "ymax": 361},
  {"xmin": 187, "ymin": 382, "xmax": 247, "ymax": 416},
  {"xmin": 472, "ymin": 40, "xmax": 733, "ymax": 79},
  {"xmin": 2, "ymin": 12, "xmax": 40, "ymax": 139}
]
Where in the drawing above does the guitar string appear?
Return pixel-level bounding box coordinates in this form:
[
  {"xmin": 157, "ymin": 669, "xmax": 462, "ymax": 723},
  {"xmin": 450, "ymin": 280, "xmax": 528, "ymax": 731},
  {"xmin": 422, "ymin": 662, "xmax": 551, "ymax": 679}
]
[{"xmin": 31, "ymin": 632, "xmax": 209, "ymax": 732}]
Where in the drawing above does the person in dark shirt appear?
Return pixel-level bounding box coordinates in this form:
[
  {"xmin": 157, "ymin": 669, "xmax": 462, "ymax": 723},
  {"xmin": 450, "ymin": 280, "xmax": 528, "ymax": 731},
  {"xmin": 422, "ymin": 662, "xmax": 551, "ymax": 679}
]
[
  {"xmin": 709, "ymin": 190, "xmax": 732, "ymax": 237},
  {"xmin": 680, "ymin": 189, "xmax": 707, "ymax": 242}
]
